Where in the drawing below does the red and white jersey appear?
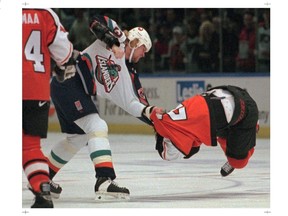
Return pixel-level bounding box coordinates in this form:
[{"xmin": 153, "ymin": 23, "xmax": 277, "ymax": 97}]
[
  {"xmin": 151, "ymin": 92, "xmax": 255, "ymax": 168},
  {"xmin": 22, "ymin": 9, "xmax": 73, "ymax": 100},
  {"xmin": 150, "ymin": 95, "xmax": 212, "ymax": 156}
]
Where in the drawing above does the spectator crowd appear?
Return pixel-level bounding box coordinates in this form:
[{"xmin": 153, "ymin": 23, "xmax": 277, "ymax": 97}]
[{"xmin": 54, "ymin": 8, "xmax": 270, "ymax": 74}]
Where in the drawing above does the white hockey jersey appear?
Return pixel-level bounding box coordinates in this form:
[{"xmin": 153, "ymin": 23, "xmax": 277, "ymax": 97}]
[{"xmin": 76, "ymin": 39, "xmax": 146, "ymax": 118}]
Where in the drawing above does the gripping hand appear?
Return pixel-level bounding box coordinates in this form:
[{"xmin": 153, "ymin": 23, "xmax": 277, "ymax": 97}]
[
  {"xmin": 54, "ymin": 50, "xmax": 79, "ymax": 82},
  {"xmin": 142, "ymin": 106, "xmax": 155, "ymax": 121},
  {"xmin": 142, "ymin": 106, "xmax": 165, "ymax": 121}
]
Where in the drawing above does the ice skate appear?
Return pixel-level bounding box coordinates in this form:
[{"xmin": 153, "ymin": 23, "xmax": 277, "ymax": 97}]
[
  {"xmin": 220, "ymin": 161, "xmax": 235, "ymax": 177},
  {"xmin": 28, "ymin": 180, "xmax": 62, "ymax": 199},
  {"xmin": 31, "ymin": 182, "xmax": 53, "ymax": 208},
  {"xmin": 48, "ymin": 180, "xmax": 62, "ymax": 198},
  {"xmin": 94, "ymin": 177, "xmax": 130, "ymax": 201}
]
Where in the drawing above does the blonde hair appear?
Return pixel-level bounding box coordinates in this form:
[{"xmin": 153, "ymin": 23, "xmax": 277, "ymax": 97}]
[
  {"xmin": 199, "ymin": 21, "xmax": 214, "ymax": 43},
  {"xmin": 124, "ymin": 29, "xmax": 140, "ymax": 49}
]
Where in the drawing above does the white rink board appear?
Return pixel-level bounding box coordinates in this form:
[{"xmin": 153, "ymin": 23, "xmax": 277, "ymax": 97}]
[
  {"xmin": 48, "ymin": 76, "xmax": 270, "ymax": 129},
  {"xmin": 22, "ymin": 133, "xmax": 270, "ymax": 210},
  {"xmin": 98, "ymin": 76, "xmax": 270, "ymax": 126}
]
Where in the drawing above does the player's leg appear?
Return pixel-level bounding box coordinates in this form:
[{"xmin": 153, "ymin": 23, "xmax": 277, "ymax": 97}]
[
  {"xmin": 45, "ymin": 134, "xmax": 87, "ymax": 198},
  {"xmin": 217, "ymin": 87, "xmax": 258, "ymax": 175},
  {"xmin": 212, "ymin": 90, "xmax": 235, "ymax": 177},
  {"xmin": 217, "ymin": 137, "xmax": 235, "ymax": 177},
  {"xmin": 75, "ymin": 113, "xmax": 130, "ymax": 200},
  {"xmin": 22, "ymin": 100, "xmax": 53, "ymax": 208},
  {"xmin": 47, "ymin": 134, "xmax": 87, "ymax": 179},
  {"xmin": 47, "ymin": 76, "xmax": 91, "ymax": 198}
]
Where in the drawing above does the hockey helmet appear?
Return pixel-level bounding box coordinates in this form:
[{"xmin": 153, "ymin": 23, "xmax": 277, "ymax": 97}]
[{"xmin": 128, "ymin": 27, "xmax": 152, "ymax": 52}]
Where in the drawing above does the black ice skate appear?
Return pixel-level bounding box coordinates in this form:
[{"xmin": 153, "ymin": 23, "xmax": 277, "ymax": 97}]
[
  {"xmin": 49, "ymin": 180, "xmax": 62, "ymax": 198},
  {"xmin": 31, "ymin": 182, "xmax": 53, "ymax": 208},
  {"xmin": 95, "ymin": 177, "xmax": 130, "ymax": 201},
  {"xmin": 220, "ymin": 161, "xmax": 235, "ymax": 177},
  {"xmin": 28, "ymin": 180, "xmax": 62, "ymax": 199}
]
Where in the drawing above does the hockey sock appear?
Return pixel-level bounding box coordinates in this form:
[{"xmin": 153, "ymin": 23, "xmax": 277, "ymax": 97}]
[
  {"xmin": 88, "ymin": 137, "xmax": 116, "ymax": 180},
  {"xmin": 23, "ymin": 133, "xmax": 49, "ymax": 193},
  {"xmin": 46, "ymin": 136, "xmax": 84, "ymax": 179}
]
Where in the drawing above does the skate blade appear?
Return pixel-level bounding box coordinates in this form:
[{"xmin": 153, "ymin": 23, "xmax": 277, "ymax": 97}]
[
  {"xmin": 27, "ymin": 183, "xmax": 61, "ymax": 199},
  {"xmin": 95, "ymin": 192, "xmax": 130, "ymax": 201},
  {"xmin": 50, "ymin": 192, "xmax": 60, "ymax": 199}
]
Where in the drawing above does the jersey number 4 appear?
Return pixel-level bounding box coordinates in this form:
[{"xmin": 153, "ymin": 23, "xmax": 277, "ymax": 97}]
[{"xmin": 24, "ymin": 30, "xmax": 45, "ymax": 73}]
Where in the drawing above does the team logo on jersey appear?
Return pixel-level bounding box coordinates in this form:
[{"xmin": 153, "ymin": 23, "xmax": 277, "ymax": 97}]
[
  {"xmin": 95, "ymin": 55, "xmax": 121, "ymax": 93},
  {"xmin": 74, "ymin": 100, "xmax": 83, "ymax": 112}
]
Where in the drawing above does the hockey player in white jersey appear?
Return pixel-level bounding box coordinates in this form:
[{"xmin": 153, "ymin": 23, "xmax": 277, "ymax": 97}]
[{"xmin": 46, "ymin": 15, "xmax": 153, "ymax": 201}]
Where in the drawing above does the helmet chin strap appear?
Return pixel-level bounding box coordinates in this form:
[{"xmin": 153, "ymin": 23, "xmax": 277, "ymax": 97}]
[
  {"xmin": 129, "ymin": 48, "xmax": 135, "ymax": 63},
  {"xmin": 128, "ymin": 40, "xmax": 140, "ymax": 63}
]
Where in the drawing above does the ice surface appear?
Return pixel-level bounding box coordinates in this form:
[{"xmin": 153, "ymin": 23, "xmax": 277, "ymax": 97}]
[{"xmin": 22, "ymin": 133, "xmax": 270, "ymax": 213}]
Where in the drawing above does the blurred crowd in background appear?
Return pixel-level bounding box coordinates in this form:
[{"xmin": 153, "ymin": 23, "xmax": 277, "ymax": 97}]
[{"xmin": 54, "ymin": 8, "xmax": 270, "ymax": 74}]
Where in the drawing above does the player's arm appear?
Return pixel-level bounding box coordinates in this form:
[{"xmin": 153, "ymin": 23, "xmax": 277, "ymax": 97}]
[
  {"xmin": 154, "ymin": 128, "xmax": 200, "ymax": 161},
  {"xmin": 90, "ymin": 17, "xmax": 121, "ymax": 47},
  {"xmin": 89, "ymin": 16, "xmax": 126, "ymax": 59},
  {"xmin": 155, "ymin": 133, "xmax": 183, "ymax": 160},
  {"xmin": 149, "ymin": 106, "xmax": 200, "ymax": 160},
  {"xmin": 90, "ymin": 20, "xmax": 120, "ymax": 48},
  {"xmin": 126, "ymin": 62, "xmax": 153, "ymax": 125},
  {"xmin": 142, "ymin": 106, "xmax": 164, "ymax": 121},
  {"xmin": 141, "ymin": 105, "xmax": 167, "ymax": 126},
  {"xmin": 90, "ymin": 16, "xmax": 126, "ymax": 42},
  {"xmin": 46, "ymin": 8, "xmax": 77, "ymax": 82}
]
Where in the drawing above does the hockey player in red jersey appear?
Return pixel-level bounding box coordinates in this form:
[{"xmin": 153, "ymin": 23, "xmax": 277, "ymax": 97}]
[
  {"xmin": 143, "ymin": 85, "xmax": 259, "ymax": 177},
  {"xmin": 45, "ymin": 15, "xmax": 153, "ymax": 201},
  {"xmin": 22, "ymin": 8, "xmax": 75, "ymax": 208}
]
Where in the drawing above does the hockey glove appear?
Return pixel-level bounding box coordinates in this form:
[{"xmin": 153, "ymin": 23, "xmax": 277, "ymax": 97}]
[
  {"xmin": 183, "ymin": 146, "xmax": 200, "ymax": 159},
  {"xmin": 142, "ymin": 106, "xmax": 165, "ymax": 121},
  {"xmin": 90, "ymin": 20, "xmax": 120, "ymax": 48},
  {"xmin": 54, "ymin": 50, "xmax": 79, "ymax": 82},
  {"xmin": 155, "ymin": 132, "xmax": 164, "ymax": 158},
  {"xmin": 141, "ymin": 106, "xmax": 155, "ymax": 121},
  {"xmin": 155, "ymin": 132, "xmax": 182, "ymax": 161}
]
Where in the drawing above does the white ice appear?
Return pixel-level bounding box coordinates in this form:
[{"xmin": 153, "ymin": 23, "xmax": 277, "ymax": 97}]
[{"xmin": 22, "ymin": 133, "xmax": 270, "ymax": 212}]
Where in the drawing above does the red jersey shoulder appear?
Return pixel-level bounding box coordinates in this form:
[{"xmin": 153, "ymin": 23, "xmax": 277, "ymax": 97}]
[
  {"xmin": 25, "ymin": 10, "xmax": 58, "ymax": 40},
  {"xmin": 22, "ymin": 9, "xmax": 58, "ymax": 27}
]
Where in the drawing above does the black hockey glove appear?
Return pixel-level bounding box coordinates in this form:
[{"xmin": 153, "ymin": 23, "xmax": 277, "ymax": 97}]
[
  {"xmin": 54, "ymin": 50, "xmax": 79, "ymax": 82},
  {"xmin": 90, "ymin": 20, "xmax": 120, "ymax": 48},
  {"xmin": 142, "ymin": 106, "xmax": 155, "ymax": 120},
  {"xmin": 155, "ymin": 130, "xmax": 200, "ymax": 160},
  {"xmin": 140, "ymin": 106, "xmax": 155, "ymax": 126},
  {"xmin": 155, "ymin": 132, "xmax": 183, "ymax": 160},
  {"xmin": 183, "ymin": 146, "xmax": 200, "ymax": 159},
  {"xmin": 155, "ymin": 132, "xmax": 164, "ymax": 159}
]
